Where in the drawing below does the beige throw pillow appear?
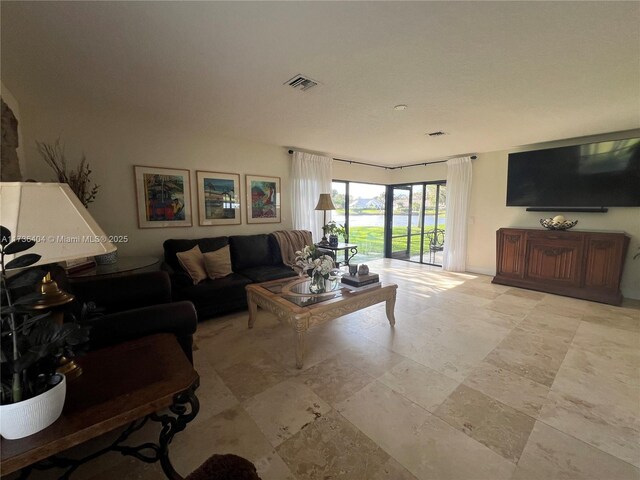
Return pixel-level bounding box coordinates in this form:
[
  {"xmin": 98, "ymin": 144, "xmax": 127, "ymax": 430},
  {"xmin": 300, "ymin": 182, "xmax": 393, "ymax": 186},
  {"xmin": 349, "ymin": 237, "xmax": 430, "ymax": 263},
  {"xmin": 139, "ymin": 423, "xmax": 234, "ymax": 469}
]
[
  {"xmin": 176, "ymin": 245, "xmax": 208, "ymax": 285},
  {"xmin": 203, "ymin": 245, "xmax": 233, "ymax": 279}
]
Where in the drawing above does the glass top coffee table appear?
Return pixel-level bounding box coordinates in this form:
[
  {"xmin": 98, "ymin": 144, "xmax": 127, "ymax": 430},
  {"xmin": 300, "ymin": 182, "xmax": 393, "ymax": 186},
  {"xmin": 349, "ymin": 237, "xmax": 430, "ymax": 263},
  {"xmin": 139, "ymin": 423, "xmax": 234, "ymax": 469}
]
[{"xmin": 246, "ymin": 276, "xmax": 397, "ymax": 368}]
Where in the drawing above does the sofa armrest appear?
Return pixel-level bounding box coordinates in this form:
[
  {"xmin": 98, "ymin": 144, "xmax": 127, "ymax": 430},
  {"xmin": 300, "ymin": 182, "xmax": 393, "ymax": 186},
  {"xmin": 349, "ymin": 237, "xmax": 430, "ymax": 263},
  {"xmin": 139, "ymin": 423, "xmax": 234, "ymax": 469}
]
[
  {"xmin": 69, "ymin": 271, "xmax": 172, "ymax": 313},
  {"xmin": 162, "ymin": 261, "xmax": 193, "ymax": 288},
  {"xmin": 84, "ymin": 301, "xmax": 198, "ymax": 363}
]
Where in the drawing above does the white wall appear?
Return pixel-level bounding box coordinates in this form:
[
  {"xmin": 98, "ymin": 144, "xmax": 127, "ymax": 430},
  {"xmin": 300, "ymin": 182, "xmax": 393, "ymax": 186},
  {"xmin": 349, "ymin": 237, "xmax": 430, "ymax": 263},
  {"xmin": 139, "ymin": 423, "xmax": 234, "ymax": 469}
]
[
  {"xmin": 332, "ymin": 161, "xmax": 395, "ymax": 185},
  {"xmin": 20, "ymin": 104, "xmax": 292, "ymax": 259},
  {"xmin": 332, "ymin": 159, "xmax": 447, "ymax": 185},
  {"xmin": 390, "ymin": 162, "xmax": 448, "ymax": 185},
  {"xmin": 468, "ymin": 129, "xmax": 640, "ymax": 299}
]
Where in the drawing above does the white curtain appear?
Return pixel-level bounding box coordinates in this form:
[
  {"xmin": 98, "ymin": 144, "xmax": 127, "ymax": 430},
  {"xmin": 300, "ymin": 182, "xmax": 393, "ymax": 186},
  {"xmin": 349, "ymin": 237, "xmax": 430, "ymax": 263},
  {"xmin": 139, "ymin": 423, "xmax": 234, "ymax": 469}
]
[
  {"xmin": 442, "ymin": 156, "xmax": 473, "ymax": 272},
  {"xmin": 291, "ymin": 151, "xmax": 333, "ymax": 242}
]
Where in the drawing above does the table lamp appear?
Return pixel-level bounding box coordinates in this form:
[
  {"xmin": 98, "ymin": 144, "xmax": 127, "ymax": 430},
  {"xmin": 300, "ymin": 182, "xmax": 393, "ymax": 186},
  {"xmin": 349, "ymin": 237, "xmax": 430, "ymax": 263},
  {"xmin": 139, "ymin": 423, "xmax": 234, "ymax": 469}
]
[
  {"xmin": 315, "ymin": 193, "xmax": 336, "ymax": 246},
  {"xmin": 1, "ymin": 182, "xmax": 116, "ymax": 267},
  {"xmin": 1, "ymin": 182, "xmax": 117, "ymax": 378}
]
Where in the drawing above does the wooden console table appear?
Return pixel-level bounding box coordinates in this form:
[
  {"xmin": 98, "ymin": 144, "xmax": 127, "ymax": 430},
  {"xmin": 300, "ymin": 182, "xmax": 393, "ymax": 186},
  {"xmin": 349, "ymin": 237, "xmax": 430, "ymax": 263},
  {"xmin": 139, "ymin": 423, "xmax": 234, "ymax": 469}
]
[
  {"xmin": 492, "ymin": 228, "xmax": 630, "ymax": 305},
  {"xmin": 0, "ymin": 334, "xmax": 199, "ymax": 479}
]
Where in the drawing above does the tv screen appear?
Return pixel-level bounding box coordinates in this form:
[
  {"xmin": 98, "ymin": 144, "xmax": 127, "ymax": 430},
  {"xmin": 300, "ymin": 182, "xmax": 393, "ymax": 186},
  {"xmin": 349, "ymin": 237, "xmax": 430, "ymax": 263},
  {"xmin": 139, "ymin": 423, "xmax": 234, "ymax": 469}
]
[{"xmin": 506, "ymin": 138, "xmax": 640, "ymax": 207}]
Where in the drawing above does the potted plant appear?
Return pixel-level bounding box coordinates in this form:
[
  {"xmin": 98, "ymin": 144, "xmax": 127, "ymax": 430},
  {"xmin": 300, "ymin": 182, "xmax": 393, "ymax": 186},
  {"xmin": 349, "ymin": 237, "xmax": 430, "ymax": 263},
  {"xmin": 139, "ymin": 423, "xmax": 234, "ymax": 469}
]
[
  {"xmin": 36, "ymin": 139, "xmax": 99, "ymax": 208},
  {"xmin": 323, "ymin": 221, "xmax": 347, "ymax": 247},
  {"xmin": 36, "ymin": 139, "xmax": 118, "ymax": 265},
  {"xmin": 0, "ymin": 226, "xmax": 90, "ymax": 439}
]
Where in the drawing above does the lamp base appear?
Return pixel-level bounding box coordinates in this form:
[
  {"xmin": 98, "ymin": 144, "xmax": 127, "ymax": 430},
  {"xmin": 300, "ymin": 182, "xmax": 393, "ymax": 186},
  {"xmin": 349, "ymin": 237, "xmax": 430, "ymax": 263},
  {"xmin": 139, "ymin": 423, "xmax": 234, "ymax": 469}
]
[
  {"xmin": 57, "ymin": 356, "xmax": 83, "ymax": 380},
  {"xmin": 31, "ymin": 273, "xmax": 75, "ymax": 310},
  {"xmin": 318, "ymin": 237, "xmax": 330, "ymax": 246}
]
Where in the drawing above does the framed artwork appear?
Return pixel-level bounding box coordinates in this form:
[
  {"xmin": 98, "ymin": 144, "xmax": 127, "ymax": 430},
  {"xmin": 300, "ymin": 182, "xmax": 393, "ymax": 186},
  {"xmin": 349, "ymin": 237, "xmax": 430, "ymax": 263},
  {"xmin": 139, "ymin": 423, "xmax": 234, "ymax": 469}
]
[
  {"xmin": 134, "ymin": 165, "xmax": 192, "ymax": 228},
  {"xmin": 245, "ymin": 174, "xmax": 281, "ymax": 224},
  {"xmin": 196, "ymin": 171, "xmax": 241, "ymax": 226}
]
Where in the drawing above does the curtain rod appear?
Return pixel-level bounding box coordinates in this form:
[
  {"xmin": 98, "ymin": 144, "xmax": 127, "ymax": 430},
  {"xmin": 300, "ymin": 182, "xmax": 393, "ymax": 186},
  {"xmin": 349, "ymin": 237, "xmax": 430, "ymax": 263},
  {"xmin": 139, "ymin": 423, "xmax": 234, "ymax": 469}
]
[{"xmin": 287, "ymin": 150, "xmax": 477, "ymax": 170}]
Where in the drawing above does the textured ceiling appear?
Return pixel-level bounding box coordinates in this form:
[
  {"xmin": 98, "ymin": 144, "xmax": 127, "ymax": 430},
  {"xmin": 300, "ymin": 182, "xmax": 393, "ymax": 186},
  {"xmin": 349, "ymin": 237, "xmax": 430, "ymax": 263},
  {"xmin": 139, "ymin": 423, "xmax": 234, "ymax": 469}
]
[{"xmin": 2, "ymin": 1, "xmax": 639, "ymax": 165}]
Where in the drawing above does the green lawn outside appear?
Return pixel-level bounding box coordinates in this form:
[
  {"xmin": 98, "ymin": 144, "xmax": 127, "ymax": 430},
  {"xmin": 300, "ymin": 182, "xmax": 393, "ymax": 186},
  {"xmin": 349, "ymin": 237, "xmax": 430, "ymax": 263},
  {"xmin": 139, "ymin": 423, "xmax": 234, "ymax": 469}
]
[{"xmin": 345, "ymin": 224, "xmax": 445, "ymax": 263}]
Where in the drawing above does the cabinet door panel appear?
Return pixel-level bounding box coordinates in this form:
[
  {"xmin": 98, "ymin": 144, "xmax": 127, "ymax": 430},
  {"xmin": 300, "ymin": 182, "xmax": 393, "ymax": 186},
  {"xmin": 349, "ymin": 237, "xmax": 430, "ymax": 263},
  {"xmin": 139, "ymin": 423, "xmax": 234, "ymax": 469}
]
[
  {"xmin": 497, "ymin": 231, "xmax": 526, "ymax": 278},
  {"xmin": 584, "ymin": 236, "xmax": 624, "ymax": 290},
  {"xmin": 524, "ymin": 238, "xmax": 583, "ymax": 286}
]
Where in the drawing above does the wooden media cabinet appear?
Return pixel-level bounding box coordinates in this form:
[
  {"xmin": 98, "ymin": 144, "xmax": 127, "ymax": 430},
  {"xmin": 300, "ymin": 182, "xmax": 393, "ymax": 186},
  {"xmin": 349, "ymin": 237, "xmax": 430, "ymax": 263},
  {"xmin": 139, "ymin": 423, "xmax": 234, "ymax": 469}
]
[{"xmin": 492, "ymin": 228, "xmax": 630, "ymax": 305}]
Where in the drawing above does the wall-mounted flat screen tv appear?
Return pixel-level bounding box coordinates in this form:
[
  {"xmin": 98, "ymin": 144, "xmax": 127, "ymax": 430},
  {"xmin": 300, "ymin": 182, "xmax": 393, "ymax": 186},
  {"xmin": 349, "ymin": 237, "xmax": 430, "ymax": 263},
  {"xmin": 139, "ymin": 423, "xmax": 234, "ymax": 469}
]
[{"xmin": 506, "ymin": 138, "xmax": 640, "ymax": 207}]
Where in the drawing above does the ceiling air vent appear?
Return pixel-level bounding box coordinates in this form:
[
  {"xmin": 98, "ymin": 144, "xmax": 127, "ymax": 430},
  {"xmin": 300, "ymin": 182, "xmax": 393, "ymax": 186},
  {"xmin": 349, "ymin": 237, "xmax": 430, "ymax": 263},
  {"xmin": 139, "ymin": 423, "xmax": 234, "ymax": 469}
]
[
  {"xmin": 427, "ymin": 131, "xmax": 449, "ymax": 137},
  {"xmin": 285, "ymin": 74, "xmax": 319, "ymax": 92}
]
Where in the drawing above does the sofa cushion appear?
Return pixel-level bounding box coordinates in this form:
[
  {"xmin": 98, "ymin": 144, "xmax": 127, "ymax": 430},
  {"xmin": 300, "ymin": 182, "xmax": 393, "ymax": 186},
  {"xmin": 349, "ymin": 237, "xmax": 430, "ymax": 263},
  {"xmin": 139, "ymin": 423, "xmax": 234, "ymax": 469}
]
[
  {"xmin": 229, "ymin": 234, "xmax": 278, "ymax": 270},
  {"xmin": 164, "ymin": 237, "xmax": 229, "ymax": 272},
  {"xmin": 235, "ymin": 265, "xmax": 297, "ymax": 283},
  {"xmin": 176, "ymin": 245, "xmax": 208, "ymax": 285},
  {"xmin": 203, "ymin": 246, "xmax": 233, "ymax": 279}
]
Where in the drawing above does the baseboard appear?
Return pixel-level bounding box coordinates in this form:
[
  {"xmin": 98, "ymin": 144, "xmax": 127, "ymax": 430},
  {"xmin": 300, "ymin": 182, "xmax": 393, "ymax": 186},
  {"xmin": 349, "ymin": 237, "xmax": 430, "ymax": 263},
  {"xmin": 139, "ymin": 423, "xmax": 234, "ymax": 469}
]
[
  {"xmin": 465, "ymin": 266, "xmax": 495, "ymax": 277},
  {"xmin": 621, "ymin": 287, "xmax": 640, "ymax": 300}
]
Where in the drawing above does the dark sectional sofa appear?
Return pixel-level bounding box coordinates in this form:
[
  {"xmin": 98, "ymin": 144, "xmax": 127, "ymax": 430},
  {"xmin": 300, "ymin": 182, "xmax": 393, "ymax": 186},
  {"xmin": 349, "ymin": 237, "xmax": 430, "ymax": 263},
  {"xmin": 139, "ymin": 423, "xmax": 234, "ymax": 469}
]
[{"xmin": 163, "ymin": 233, "xmax": 299, "ymax": 319}]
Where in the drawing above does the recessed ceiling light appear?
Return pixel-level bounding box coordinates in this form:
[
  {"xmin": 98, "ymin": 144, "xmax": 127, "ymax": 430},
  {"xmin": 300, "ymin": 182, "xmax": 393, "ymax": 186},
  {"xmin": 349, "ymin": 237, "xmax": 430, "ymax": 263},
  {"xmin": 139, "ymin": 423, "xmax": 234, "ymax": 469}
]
[{"xmin": 393, "ymin": 105, "xmax": 408, "ymax": 111}]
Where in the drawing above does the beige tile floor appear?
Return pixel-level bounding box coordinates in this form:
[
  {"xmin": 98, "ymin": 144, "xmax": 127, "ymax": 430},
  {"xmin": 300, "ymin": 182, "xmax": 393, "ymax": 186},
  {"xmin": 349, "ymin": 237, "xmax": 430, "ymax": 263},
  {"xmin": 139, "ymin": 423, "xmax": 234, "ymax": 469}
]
[{"xmin": 16, "ymin": 259, "xmax": 640, "ymax": 480}]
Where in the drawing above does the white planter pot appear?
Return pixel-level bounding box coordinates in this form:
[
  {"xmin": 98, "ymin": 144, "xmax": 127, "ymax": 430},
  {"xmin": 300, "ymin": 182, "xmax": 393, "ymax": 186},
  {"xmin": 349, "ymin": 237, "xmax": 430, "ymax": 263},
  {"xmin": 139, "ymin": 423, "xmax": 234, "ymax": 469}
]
[{"xmin": 0, "ymin": 375, "xmax": 66, "ymax": 440}]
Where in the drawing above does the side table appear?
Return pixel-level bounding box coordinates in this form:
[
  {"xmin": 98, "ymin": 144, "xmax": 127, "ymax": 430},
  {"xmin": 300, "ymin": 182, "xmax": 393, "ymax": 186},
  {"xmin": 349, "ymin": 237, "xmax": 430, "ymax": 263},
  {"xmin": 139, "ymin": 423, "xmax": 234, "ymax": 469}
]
[
  {"xmin": 314, "ymin": 243, "xmax": 358, "ymax": 266},
  {"xmin": 67, "ymin": 256, "xmax": 159, "ymax": 280},
  {"xmin": 0, "ymin": 334, "xmax": 199, "ymax": 479}
]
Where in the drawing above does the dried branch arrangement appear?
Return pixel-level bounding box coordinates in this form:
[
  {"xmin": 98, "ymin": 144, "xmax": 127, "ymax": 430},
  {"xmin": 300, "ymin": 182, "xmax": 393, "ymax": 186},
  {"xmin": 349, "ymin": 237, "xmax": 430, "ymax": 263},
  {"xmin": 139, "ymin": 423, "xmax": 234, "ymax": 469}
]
[{"xmin": 36, "ymin": 139, "xmax": 99, "ymax": 207}]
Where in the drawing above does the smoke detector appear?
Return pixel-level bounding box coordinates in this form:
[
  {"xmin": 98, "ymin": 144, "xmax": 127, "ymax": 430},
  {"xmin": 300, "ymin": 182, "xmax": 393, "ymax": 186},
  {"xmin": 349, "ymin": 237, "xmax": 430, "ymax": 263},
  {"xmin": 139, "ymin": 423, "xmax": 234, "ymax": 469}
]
[
  {"xmin": 284, "ymin": 74, "xmax": 320, "ymax": 92},
  {"xmin": 426, "ymin": 131, "xmax": 449, "ymax": 137}
]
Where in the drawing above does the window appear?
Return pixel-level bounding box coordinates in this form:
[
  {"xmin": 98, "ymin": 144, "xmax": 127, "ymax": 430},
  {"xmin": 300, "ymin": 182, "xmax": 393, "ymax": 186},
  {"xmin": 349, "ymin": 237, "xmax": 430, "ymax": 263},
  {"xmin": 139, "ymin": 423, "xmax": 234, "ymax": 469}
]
[{"xmin": 331, "ymin": 181, "xmax": 386, "ymax": 263}]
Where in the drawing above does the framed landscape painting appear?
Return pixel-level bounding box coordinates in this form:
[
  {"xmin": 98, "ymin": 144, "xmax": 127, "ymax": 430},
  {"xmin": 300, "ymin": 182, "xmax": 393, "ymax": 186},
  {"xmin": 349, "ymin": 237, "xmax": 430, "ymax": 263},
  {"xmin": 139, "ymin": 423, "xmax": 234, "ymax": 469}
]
[
  {"xmin": 245, "ymin": 174, "xmax": 281, "ymax": 224},
  {"xmin": 134, "ymin": 165, "xmax": 192, "ymax": 228},
  {"xmin": 196, "ymin": 171, "xmax": 241, "ymax": 226}
]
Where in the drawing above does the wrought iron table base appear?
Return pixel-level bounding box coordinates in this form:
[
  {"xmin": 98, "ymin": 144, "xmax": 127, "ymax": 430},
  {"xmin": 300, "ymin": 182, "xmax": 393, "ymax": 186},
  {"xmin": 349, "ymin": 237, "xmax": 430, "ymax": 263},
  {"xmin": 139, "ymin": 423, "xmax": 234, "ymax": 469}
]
[
  {"xmin": 343, "ymin": 246, "xmax": 358, "ymax": 266},
  {"xmin": 18, "ymin": 383, "xmax": 199, "ymax": 480},
  {"xmin": 316, "ymin": 245, "xmax": 358, "ymax": 267}
]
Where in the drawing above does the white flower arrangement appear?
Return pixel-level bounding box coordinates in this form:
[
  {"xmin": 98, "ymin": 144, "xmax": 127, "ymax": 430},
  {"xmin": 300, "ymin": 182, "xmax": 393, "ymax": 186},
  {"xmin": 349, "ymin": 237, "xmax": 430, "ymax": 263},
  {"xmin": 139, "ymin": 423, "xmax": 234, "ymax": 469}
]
[{"xmin": 294, "ymin": 245, "xmax": 337, "ymax": 280}]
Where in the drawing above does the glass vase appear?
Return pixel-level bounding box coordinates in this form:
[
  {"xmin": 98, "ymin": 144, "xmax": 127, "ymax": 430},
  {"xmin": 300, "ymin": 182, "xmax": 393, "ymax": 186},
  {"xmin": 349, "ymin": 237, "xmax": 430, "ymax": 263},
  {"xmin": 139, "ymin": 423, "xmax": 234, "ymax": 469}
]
[{"xmin": 309, "ymin": 272, "xmax": 327, "ymax": 294}]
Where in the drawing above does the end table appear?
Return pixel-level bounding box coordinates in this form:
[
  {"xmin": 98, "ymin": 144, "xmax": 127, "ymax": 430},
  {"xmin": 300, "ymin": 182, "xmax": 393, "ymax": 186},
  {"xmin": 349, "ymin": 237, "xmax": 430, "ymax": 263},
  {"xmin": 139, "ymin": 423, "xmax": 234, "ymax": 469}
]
[{"xmin": 315, "ymin": 242, "xmax": 358, "ymax": 267}]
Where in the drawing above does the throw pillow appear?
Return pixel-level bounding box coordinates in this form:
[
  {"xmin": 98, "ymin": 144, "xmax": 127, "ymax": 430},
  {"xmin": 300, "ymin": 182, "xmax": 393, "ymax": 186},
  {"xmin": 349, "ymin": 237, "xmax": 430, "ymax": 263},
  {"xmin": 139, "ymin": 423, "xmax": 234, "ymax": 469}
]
[
  {"xmin": 203, "ymin": 245, "xmax": 233, "ymax": 279},
  {"xmin": 176, "ymin": 245, "xmax": 207, "ymax": 285}
]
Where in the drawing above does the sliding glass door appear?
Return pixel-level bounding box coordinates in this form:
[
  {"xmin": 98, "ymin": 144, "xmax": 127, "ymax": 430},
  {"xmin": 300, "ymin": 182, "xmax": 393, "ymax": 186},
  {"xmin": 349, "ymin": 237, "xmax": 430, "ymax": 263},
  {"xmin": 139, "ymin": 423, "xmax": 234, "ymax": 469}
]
[
  {"xmin": 332, "ymin": 179, "xmax": 444, "ymax": 265},
  {"xmin": 423, "ymin": 183, "xmax": 446, "ymax": 265},
  {"xmin": 386, "ymin": 181, "xmax": 446, "ymax": 266},
  {"xmin": 389, "ymin": 185, "xmax": 423, "ymax": 261}
]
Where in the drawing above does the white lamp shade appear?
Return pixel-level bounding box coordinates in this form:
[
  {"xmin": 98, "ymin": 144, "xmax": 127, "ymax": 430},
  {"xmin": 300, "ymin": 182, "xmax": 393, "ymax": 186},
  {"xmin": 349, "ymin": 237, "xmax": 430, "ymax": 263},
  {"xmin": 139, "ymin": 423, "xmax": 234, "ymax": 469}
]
[{"xmin": 0, "ymin": 182, "xmax": 116, "ymax": 269}]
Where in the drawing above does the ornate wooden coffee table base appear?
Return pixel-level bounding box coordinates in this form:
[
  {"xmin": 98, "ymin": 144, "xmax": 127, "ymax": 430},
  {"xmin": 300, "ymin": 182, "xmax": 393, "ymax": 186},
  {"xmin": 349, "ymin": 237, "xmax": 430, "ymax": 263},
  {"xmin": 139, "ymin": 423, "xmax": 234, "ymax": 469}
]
[{"xmin": 247, "ymin": 279, "xmax": 397, "ymax": 368}]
